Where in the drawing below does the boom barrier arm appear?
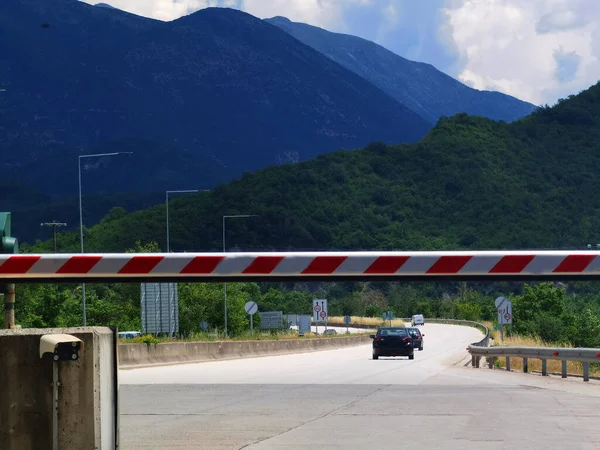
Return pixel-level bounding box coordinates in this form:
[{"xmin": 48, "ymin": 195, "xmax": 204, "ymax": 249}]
[{"xmin": 2, "ymin": 250, "xmax": 600, "ymax": 283}]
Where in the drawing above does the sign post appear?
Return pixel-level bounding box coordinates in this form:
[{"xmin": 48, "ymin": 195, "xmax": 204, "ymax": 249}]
[
  {"xmin": 313, "ymin": 299, "xmax": 327, "ymax": 334},
  {"xmin": 343, "ymin": 315, "xmax": 351, "ymax": 334},
  {"xmin": 245, "ymin": 301, "xmax": 258, "ymax": 335},
  {"xmin": 382, "ymin": 311, "xmax": 393, "ymax": 326},
  {"xmin": 495, "ymin": 296, "xmax": 512, "ymax": 341}
]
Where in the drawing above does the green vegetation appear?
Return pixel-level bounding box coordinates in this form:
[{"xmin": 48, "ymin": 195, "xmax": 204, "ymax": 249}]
[{"xmin": 12, "ymin": 83, "xmax": 600, "ymax": 347}]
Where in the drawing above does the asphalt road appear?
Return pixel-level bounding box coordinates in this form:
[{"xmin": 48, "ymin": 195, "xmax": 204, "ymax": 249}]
[{"xmin": 119, "ymin": 324, "xmax": 600, "ymax": 449}]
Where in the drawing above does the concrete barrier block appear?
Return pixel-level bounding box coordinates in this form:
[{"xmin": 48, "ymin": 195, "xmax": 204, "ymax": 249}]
[
  {"xmin": 119, "ymin": 335, "xmax": 371, "ymax": 368},
  {"xmin": 0, "ymin": 327, "xmax": 117, "ymax": 450}
]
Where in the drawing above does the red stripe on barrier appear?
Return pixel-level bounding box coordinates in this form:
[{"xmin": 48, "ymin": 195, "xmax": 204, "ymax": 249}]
[
  {"xmin": 301, "ymin": 256, "xmax": 347, "ymax": 274},
  {"xmin": 242, "ymin": 256, "xmax": 284, "ymax": 274},
  {"xmin": 180, "ymin": 256, "xmax": 225, "ymax": 274},
  {"xmin": 364, "ymin": 256, "xmax": 410, "ymax": 274},
  {"xmin": 118, "ymin": 256, "xmax": 163, "ymax": 274},
  {"xmin": 427, "ymin": 256, "xmax": 472, "ymax": 274},
  {"xmin": 0, "ymin": 256, "xmax": 41, "ymax": 274},
  {"xmin": 552, "ymin": 254, "xmax": 596, "ymax": 273},
  {"xmin": 489, "ymin": 255, "xmax": 535, "ymax": 273},
  {"xmin": 56, "ymin": 256, "xmax": 102, "ymax": 274}
]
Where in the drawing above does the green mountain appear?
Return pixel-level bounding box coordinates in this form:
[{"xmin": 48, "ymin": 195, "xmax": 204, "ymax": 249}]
[{"xmin": 25, "ymin": 82, "xmax": 600, "ymax": 255}]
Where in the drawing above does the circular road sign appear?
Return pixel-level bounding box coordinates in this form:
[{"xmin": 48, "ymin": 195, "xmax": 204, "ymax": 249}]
[
  {"xmin": 495, "ymin": 296, "xmax": 508, "ymax": 308},
  {"xmin": 504, "ymin": 313, "xmax": 512, "ymax": 322},
  {"xmin": 245, "ymin": 301, "xmax": 258, "ymax": 315},
  {"xmin": 200, "ymin": 321, "xmax": 208, "ymax": 330},
  {"xmin": 320, "ymin": 310, "xmax": 327, "ymax": 319},
  {"xmin": 343, "ymin": 315, "xmax": 351, "ymax": 325},
  {"xmin": 313, "ymin": 304, "xmax": 322, "ymax": 313}
]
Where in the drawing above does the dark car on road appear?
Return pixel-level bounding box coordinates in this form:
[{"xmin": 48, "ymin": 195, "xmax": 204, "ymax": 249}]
[
  {"xmin": 407, "ymin": 327, "xmax": 424, "ymax": 351},
  {"xmin": 370, "ymin": 327, "xmax": 414, "ymax": 360}
]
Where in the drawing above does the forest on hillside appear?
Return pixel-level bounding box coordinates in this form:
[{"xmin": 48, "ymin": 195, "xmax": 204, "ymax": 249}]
[{"xmin": 12, "ymin": 83, "xmax": 600, "ymax": 348}]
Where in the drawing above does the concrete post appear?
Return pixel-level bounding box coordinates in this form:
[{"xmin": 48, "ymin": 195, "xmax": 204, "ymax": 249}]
[
  {"xmin": 0, "ymin": 327, "xmax": 118, "ymax": 450},
  {"xmin": 523, "ymin": 357, "xmax": 528, "ymax": 373},
  {"xmin": 562, "ymin": 360, "xmax": 567, "ymax": 378},
  {"xmin": 505, "ymin": 356, "xmax": 510, "ymax": 371},
  {"xmin": 3, "ymin": 284, "xmax": 16, "ymax": 329}
]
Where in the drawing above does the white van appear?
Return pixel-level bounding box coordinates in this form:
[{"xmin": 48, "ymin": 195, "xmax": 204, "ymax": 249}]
[{"xmin": 411, "ymin": 314, "xmax": 425, "ymax": 326}]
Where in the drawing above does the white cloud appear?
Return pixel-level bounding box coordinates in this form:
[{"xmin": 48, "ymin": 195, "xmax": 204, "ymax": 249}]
[
  {"xmin": 82, "ymin": 0, "xmax": 222, "ymax": 21},
  {"xmin": 442, "ymin": 0, "xmax": 600, "ymax": 105},
  {"xmin": 241, "ymin": 0, "xmax": 371, "ymax": 30}
]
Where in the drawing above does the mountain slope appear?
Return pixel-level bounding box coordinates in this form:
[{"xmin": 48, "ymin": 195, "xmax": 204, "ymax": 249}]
[
  {"xmin": 27, "ymin": 82, "xmax": 600, "ymax": 253},
  {"xmin": 266, "ymin": 16, "xmax": 537, "ymax": 124},
  {"xmin": 0, "ymin": 1, "xmax": 431, "ymax": 196}
]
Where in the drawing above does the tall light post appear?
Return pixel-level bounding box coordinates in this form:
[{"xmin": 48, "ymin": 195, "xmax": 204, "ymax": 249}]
[
  {"xmin": 166, "ymin": 190, "xmax": 208, "ymax": 252},
  {"xmin": 78, "ymin": 151, "xmax": 132, "ymax": 326},
  {"xmin": 222, "ymin": 214, "xmax": 258, "ymax": 337}
]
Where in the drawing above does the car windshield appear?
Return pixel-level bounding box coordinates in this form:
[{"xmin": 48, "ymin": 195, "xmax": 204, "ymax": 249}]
[{"xmin": 378, "ymin": 328, "xmax": 408, "ymax": 337}]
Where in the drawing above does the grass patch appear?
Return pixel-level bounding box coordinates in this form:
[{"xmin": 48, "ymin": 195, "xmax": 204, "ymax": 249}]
[{"xmin": 327, "ymin": 316, "xmax": 404, "ymax": 327}]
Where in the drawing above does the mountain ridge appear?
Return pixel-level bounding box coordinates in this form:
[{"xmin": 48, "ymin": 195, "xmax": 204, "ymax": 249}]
[
  {"xmin": 266, "ymin": 16, "xmax": 537, "ymax": 124},
  {"xmin": 0, "ymin": 1, "xmax": 430, "ymax": 197}
]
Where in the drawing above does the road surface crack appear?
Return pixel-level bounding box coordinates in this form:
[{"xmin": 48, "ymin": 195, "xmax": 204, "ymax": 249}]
[{"xmin": 236, "ymin": 384, "xmax": 389, "ymax": 449}]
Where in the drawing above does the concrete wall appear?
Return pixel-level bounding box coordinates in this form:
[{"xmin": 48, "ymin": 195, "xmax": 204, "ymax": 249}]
[
  {"xmin": 0, "ymin": 327, "xmax": 117, "ymax": 450},
  {"xmin": 120, "ymin": 334, "xmax": 371, "ymax": 369}
]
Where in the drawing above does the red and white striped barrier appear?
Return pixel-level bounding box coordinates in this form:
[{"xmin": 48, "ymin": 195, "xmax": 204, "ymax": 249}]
[{"xmin": 1, "ymin": 251, "xmax": 600, "ymax": 281}]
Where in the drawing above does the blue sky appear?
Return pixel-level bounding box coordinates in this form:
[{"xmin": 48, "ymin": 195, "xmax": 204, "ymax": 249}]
[{"xmin": 83, "ymin": 0, "xmax": 600, "ymax": 106}]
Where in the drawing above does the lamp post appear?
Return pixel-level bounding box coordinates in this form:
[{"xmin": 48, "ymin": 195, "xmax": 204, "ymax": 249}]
[
  {"xmin": 40, "ymin": 221, "xmax": 67, "ymax": 253},
  {"xmin": 166, "ymin": 190, "xmax": 208, "ymax": 252},
  {"xmin": 222, "ymin": 214, "xmax": 258, "ymax": 337},
  {"xmin": 78, "ymin": 151, "xmax": 132, "ymax": 326}
]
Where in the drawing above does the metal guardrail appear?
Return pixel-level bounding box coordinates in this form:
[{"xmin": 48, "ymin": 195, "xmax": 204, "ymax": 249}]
[
  {"xmin": 467, "ymin": 345, "xmax": 600, "ymax": 382},
  {"xmin": 400, "ymin": 317, "xmax": 490, "ymax": 348}
]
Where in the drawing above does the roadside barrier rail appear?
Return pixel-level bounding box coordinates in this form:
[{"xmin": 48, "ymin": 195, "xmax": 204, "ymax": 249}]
[
  {"xmin": 467, "ymin": 345, "xmax": 600, "ymax": 382},
  {"xmin": 4, "ymin": 250, "xmax": 600, "ymax": 282}
]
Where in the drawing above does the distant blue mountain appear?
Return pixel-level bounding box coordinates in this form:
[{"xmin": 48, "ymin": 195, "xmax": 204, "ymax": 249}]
[
  {"xmin": 0, "ymin": 0, "xmax": 431, "ymax": 197},
  {"xmin": 266, "ymin": 16, "xmax": 537, "ymax": 124}
]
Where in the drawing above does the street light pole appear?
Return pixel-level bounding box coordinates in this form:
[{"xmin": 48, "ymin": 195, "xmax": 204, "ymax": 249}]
[
  {"xmin": 222, "ymin": 214, "xmax": 258, "ymax": 337},
  {"xmin": 78, "ymin": 151, "xmax": 132, "ymax": 326},
  {"xmin": 166, "ymin": 190, "xmax": 207, "ymax": 252},
  {"xmin": 41, "ymin": 221, "xmax": 67, "ymax": 253}
]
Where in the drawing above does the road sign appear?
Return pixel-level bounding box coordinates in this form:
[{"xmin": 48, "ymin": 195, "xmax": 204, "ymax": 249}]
[
  {"xmin": 497, "ymin": 300, "xmax": 513, "ymax": 325},
  {"xmin": 343, "ymin": 315, "xmax": 351, "ymax": 325},
  {"xmin": 313, "ymin": 299, "xmax": 327, "ymax": 323},
  {"xmin": 200, "ymin": 321, "xmax": 208, "ymax": 330},
  {"xmin": 245, "ymin": 301, "xmax": 258, "ymax": 315},
  {"xmin": 382, "ymin": 311, "xmax": 394, "ymax": 321},
  {"xmin": 298, "ymin": 315, "xmax": 311, "ymax": 334},
  {"xmin": 495, "ymin": 296, "xmax": 508, "ymax": 308},
  {"xmin": 140, "ymin": 282, "xmax": 179, "ymax": 336}
]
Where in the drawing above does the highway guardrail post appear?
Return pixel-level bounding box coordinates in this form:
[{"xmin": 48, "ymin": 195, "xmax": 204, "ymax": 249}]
[
  {"xmin": 583, "ymin": 362, "xmax": 590, "ymax": 382},
  {"xmin": 541, "ymin": 359, "xmax": 547, "ymax": 376}
]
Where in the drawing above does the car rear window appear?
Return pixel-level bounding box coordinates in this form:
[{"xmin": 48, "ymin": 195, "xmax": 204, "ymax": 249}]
[
  {"xmin": 409, "ymin": 329, "xmax": 421, "ymax": 336},
  {"xmin": 378, "ymin": 328, "xmax": 408, "ymax": 337}
]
